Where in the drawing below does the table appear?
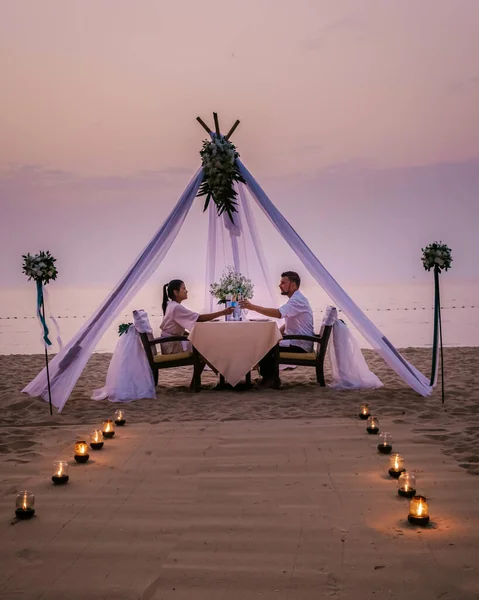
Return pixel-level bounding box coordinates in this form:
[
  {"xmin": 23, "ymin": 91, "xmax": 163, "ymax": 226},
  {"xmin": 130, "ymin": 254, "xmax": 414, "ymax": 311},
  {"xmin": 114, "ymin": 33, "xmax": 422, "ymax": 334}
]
[{"xmin": 188, "ymin": 321, "xmax": 282, "ymax": 387}]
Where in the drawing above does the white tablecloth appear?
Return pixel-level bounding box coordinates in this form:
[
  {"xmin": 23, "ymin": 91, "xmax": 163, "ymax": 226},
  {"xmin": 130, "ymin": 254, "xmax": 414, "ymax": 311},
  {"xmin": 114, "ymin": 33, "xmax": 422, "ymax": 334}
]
[{"xmin": 188, "ymin": 321, "xmax": 282, "ymax": 386}]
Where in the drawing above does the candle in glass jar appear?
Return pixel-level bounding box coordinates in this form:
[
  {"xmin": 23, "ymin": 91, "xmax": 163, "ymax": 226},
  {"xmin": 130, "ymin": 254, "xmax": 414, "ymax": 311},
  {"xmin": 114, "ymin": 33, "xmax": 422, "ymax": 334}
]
[
  {"xmin": 52, "ymin": 461, "xmax": 69, "ymax": 484},
  {"xmin": 90, "ymin": 429, "xmax": 104, "ymax": 450},
  {"xmin": 366, "ymin": 415, "xmax": 379, "ymax": 434},
  {"xmin": 15, "ymin": 490, "xmax": 35, "ymax": 519},
  {"xmin": 388, "ymin": 453, "xmax": 406, "ymax": 478},
  {"xmin": 377, "ymin": 432, "xmax": 392, "ymax": 454},
  {"xmin": 114, "ymin": 409, "xmax": 126, "ymax": 426},
  {"xmin": 408, "ymin": 495, "xmax": 430, "ymax": 525},
  {"xmin": 398, "ymin": 472, "xmax": 417, "ymax": 498},
  {"xmin": 359, "ymin": 403, "xmax": 370, "ymax": 420},
  {"xmin": 102, "ymin": 420, "xmax": 115, "ymax": 439},
  {"xmin": 74, "ymin": 440, "xmax": 90, "ymax": 463}
]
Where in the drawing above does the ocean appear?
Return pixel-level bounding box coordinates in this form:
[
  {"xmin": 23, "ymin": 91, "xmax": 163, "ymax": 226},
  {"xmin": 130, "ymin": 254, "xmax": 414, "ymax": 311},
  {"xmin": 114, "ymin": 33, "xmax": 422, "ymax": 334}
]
[{"xmin": 0, "ymin": 281, "xmax": 478, "ymax": 355}]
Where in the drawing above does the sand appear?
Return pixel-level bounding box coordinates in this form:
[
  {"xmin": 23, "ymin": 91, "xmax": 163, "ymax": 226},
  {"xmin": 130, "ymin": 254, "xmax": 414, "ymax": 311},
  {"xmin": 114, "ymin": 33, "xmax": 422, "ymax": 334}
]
[{"xmin": 0, "ymin": 348, "xmax": 478, "ymax": 599}]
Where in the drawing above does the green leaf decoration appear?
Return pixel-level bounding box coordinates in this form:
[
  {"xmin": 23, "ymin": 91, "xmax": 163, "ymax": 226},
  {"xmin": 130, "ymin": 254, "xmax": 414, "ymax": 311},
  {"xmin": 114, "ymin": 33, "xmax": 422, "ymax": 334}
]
[
  {"xmin": 197, "ymin": 134, "xmax": 246, "ymax": 223},
  {"xmin": 118, "ymin": 323, "xmax": 133, "ymax": 336}
]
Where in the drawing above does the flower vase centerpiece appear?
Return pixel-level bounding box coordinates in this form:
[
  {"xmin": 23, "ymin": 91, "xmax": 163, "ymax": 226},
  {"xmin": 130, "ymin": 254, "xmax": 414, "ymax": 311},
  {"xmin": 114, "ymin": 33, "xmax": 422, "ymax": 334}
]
[{"xmin": 210, "ymin": 267, "xmax": 254, "ymax": 321}]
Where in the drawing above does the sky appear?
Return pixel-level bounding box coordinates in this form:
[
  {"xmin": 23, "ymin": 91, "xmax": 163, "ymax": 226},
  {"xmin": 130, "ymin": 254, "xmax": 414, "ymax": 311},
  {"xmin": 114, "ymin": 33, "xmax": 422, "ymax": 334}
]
[{"xmin": 1, "ymin": 0, "xmax": 479, "ymax": 290}]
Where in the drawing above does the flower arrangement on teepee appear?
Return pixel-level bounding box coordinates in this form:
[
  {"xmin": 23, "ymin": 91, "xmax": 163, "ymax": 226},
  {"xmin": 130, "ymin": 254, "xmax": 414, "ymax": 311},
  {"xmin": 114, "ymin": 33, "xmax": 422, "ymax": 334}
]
[
  {"xmin": 196, "ymin": 112, "xmax": 245, "ymax": 223},
  {"xmin": 422, "ymin": 241, "xmax": 452, "ymax": 403}
]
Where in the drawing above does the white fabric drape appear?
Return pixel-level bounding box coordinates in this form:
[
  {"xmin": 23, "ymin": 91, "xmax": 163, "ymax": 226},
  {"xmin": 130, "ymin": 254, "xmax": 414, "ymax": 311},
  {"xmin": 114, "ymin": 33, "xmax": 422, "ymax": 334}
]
[
  {"xmin": 238, "ymin": 161, "xmax": 432, "ymax": 397},
  {"xmin": 91, "ymin": 326, "xmax": 156, "ymax": 402},
  {"xmin": 322, "ymin": 307, "xmax": 383, "ymax": 390},
  {"xmin": 203, "ymin": 184, "xmax": 278, "ymax": 312},
  {"xmin": 23, "ymin": 170, "xmax": 203, "ymax": 412}
]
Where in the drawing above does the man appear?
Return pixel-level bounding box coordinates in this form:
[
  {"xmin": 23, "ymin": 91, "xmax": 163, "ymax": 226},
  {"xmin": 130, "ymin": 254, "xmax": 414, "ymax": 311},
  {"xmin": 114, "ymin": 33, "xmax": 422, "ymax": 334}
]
[{"xmin": 239, "ymin": 271, "xmax": 314, "ymax": 385}]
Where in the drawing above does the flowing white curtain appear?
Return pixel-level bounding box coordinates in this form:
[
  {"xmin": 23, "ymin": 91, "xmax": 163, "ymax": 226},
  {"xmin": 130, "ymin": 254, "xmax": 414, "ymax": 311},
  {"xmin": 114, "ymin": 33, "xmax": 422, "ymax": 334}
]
[
  {"xmin": 23, "ymin": 170, "xmax": 203, "ymax": 412},
  {"xmin": 203, "ymin": 183, "xmax": 277, "ymax": 312},
  {"xmin": 238, "ymin": 161, "xmax": 432, "ymax": 397}
]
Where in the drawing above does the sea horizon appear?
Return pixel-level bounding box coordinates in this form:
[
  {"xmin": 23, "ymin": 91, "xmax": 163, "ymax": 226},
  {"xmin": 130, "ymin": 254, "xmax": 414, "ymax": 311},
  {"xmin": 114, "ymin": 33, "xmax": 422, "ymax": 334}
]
[{"xmin": 1, "ymin": 280, "xmax": 478, "ymax": 355}]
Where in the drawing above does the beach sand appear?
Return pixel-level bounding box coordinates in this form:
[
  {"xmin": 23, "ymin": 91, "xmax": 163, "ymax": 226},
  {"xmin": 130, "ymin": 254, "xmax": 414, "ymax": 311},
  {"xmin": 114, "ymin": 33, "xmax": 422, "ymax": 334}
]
[{"xmin": 0, "ymin": 347, "xmax": 478, "ymax": 598}]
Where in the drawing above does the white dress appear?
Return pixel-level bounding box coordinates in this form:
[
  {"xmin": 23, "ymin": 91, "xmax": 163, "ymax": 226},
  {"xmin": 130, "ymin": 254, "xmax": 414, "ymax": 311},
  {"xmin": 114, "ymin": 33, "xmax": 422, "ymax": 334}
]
[{"xmin": 160, "ymin": 301, "xmax": 199, "ymax": 354}]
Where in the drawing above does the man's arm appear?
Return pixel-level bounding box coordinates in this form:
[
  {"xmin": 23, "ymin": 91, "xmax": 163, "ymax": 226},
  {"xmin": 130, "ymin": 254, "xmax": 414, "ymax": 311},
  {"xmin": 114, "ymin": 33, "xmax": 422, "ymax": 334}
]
[{"xmin": 239, "ymin": 300, "xmax": 281, "ymax": 319}]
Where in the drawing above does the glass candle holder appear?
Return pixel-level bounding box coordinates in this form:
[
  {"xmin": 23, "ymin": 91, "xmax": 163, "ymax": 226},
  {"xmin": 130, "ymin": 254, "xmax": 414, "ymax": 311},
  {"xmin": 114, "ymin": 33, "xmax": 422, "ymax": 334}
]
[
  {"xmin": 366, "ymin": 415, "xmax": 379, "ymax": 434},
  {"xmin": 388, "ymin": 453, "xmax": 405, "ymax": 478},
  {"xmin": 377, "ymin": 432, "xmax": 392, "ymax": 454},
  {"xmin": 408, "ymin": 495, "xmax": 430, "ymax": 525},
  {"xmin": 90, "ymin": 429, "xmax": 104, "ymax": 450},
  {"xmin": 52, "ymin": 461, "xmax": 69, "ymax": 484},
  {"xmin": 114, "ymin": 409, "xmax": 126, "ymax": 426},
  {"xmin": 74, "ymin": 440, "xmax": 90, "ymax": 463},
  {"xmin": 15, "ymin": 490, "xmax": 35, "ymax": 519},
  {"xmin": 102, "ymin": 420, "xmax": 115, "ymax": 439},
  {"xmin": 398, "ymin": 472, "xmax": 417, "ymax": 498},
  {"xmin": 359, "ymin": 403, "xmax": 370, "ymax": 420}
]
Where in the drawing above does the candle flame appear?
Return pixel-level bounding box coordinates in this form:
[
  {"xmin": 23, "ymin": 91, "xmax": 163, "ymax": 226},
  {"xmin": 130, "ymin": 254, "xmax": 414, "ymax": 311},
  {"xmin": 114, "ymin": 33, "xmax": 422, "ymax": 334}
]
[
  {"xmin": 417, "ymin": 501, "xmax": 424, "ymax": 516},
  {"xmin": 404, "ymin": 484, "xmax": 409, "ymax": 491},
  {"xmin": 57, "ymin": 464, "xmax": 63, "ymax": 477},
  {"xmin": 394, "ymin": 457, "xmax": 399, "ymax": 470},
  {"xmin": 22, "ymin": 492, "xmax": 27, "ymax": 510},
  {"xmin": 105, "ymin": 423, "xmax": 111, "ymax": 432}
]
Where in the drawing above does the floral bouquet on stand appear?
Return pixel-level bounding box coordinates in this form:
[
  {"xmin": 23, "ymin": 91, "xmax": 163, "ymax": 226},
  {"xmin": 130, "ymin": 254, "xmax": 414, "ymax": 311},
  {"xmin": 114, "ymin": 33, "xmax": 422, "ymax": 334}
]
[
  {"xmin": 210, "ymin": 267, "xmax": 254, "ymax": 321},
  {"xmin": 22, "ymin": 250, "xmax": 59, "ymax": 414},
  {"xmin": 421, "ymin": 241, "xmax": 452, "ymax": 404}
]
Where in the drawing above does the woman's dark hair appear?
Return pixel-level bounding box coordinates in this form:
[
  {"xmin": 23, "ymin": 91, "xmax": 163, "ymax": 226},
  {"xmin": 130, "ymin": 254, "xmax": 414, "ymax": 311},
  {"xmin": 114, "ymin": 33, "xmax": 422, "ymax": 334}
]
[{"xmin": 162, "ymin": 279, "xmax": 184, "ymax": 314}]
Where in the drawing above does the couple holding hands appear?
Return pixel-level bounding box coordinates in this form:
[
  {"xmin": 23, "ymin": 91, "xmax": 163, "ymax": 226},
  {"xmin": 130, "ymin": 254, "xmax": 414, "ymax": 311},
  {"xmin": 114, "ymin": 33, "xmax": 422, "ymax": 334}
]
[{"xmin": 161, "ymin": 270, "xmax": 314, "ymax": 386}]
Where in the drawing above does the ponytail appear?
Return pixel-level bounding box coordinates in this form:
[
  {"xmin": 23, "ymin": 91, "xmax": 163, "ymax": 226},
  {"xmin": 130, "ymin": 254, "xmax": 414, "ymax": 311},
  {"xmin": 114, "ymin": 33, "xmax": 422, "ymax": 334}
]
[
  {"xmin": 162, "ymin": 283, "xmax": 169, "ymax": 315},
  {"xmin": 162, "ymin": 279, "xmax": 184, "ymax": 314}
]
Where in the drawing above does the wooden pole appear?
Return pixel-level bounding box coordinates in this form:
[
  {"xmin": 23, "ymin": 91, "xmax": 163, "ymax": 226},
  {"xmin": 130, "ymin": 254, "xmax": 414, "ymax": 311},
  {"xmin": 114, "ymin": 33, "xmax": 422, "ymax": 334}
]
[
  {"xmin": 213, "ymin": 112, "xmax": 221, "ymax": 136},
  {"xmin": 225, "ymin": 119, "xmax": 240, "ymax": 140},
  {"xmin": 196, "ymin": 117, "xmax": 212, "ymax": 135}
]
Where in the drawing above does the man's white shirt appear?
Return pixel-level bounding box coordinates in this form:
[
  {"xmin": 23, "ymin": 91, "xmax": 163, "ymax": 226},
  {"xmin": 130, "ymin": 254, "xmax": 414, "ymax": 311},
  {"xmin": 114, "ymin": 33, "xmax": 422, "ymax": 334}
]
[{"xmin": 278, "ymin": 290, "xmax": 314, "ymax": 352}]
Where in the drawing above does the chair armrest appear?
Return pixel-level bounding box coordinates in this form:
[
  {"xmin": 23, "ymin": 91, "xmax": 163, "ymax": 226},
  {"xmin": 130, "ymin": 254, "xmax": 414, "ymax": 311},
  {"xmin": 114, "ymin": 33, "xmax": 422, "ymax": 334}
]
[
  {"xmin": 281, "ymin": 334, "xmax": 322, "ymax": 343},
  {"xmin": 148, "ymin": 335, "xmax": 189, "ymax": 345}
]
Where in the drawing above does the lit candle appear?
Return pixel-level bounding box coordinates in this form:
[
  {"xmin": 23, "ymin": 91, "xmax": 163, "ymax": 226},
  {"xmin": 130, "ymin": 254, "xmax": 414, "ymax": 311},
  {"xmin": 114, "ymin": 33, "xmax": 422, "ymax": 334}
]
[
  {"xmin": 90, "ymin": 429, "xmax": 104, "ymax": 450},
  {"xmin": 377, "ymin": 432, "xmax": 392, "ymax": 454},
  {"xmin": 359, "ymin": 403, "xmax": 370, "ymax": 420},
  {"xmin": 15, "ymin": 490, "xmax": 35, "ymax": 519},
  {"xmin": 102, "ymin": 420, "xmax": 115, "ymax": 439},
  {"xmin": 52, "ymin": 461, "xmax": 69, "ymax": 484},
  {"xmin": 366, "ymin": 415, "xmax": 379, "ymax": 434},
  {"xmin": 388, "ymin": 453, "xmax": 406, "ymax": 478},
  {"xmin": 114, "ymin": 409, "xmax": 126, "ymax": 426},
  {"xmin": 74, "ymin": 440, "xmax": 90, "ymax": 463},
  {"xmin": 398, "ymin": 472, "xmax": 417, "ymax": 498},
  {"xmin": 408, "ymin": 495, "xmax": 430, "ymax": 526}
]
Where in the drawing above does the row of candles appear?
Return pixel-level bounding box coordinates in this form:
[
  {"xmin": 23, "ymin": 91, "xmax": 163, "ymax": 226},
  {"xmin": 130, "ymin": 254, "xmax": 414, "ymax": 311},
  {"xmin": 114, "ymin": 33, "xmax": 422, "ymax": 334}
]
[
  {"xmin": 14, "ymin": 409, "xmax": 126, "ymax": 519},
  {"xmin": 359, "ymin": 402, "xmax": 430, "ymax": 526}
]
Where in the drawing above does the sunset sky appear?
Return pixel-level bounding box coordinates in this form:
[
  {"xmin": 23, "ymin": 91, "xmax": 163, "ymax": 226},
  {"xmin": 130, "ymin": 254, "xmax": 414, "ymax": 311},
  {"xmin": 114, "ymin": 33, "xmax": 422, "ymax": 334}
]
[{"xmin": 1, "ymin": 0, "xmax": 478, "ymax": 288}]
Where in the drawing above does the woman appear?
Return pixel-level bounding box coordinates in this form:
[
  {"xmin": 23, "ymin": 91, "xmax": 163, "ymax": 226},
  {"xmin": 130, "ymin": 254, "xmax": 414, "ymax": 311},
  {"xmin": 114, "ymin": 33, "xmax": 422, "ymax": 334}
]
[{"xmin": 161, "ymin": 279, "xmax": 233, "ymax": 354}]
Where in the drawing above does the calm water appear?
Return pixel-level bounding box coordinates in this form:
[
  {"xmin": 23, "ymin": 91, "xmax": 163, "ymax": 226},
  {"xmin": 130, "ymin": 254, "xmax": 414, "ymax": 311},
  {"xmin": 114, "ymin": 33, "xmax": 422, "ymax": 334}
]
[{"xmin": 0, "ymin": 281, "xmax": 478, "ymax": 355}]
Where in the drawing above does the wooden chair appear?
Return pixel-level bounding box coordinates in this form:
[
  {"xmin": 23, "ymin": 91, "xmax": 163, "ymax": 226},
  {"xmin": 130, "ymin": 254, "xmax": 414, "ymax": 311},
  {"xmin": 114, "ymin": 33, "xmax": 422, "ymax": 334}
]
[
  {"xmin": 138, "ymin": 333, "xmax": 203, "ymax": 392},
  {"xmin": 273, "ymin": 325, "xmax": 333, "ymax": 387}
]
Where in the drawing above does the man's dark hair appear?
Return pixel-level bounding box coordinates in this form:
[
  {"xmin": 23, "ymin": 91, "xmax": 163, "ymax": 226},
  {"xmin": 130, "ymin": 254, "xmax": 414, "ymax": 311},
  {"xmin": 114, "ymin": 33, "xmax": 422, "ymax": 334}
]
[{"xmin": 281, "ymin": 271, "xmax": 301, "ymax": 288}]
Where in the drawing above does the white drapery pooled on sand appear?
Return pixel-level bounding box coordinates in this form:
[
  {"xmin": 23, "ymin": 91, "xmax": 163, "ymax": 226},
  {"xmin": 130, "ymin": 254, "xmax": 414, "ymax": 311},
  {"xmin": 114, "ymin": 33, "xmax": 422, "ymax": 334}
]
[
  {"xmin": 91, "ymin": 326, "xmax": 155, "ymax": 403},
  {"xmin": 322, "ymin": 306, "xmax": 383, "ymax": 390}
]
